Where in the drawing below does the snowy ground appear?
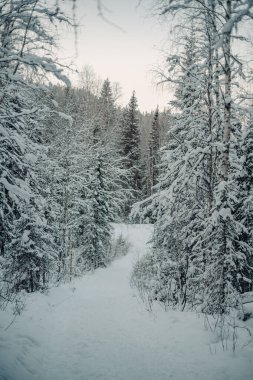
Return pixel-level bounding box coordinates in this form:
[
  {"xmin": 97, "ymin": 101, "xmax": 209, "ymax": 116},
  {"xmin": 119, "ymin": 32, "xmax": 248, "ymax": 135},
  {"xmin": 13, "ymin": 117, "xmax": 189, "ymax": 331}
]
[{"xmin": 0, "ymin": 224, "xmax": 253, "ymax": 380}]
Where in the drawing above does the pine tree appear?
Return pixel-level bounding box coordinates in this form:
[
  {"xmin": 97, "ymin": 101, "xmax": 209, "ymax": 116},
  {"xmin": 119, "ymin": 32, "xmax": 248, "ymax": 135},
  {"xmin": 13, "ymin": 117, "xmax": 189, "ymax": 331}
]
[
  {"xmin": 99, "ymin": 78, "xmax": 116, "ymax": 131},
  {"xmin": 0, "ymin": 0, "xmax": 71, "ymax": 304},
  {"xmin": 235, "ymin": 111, "xmax": 253, "ymax": 293},
  {"xmin": 76, "ymin": 146, "xmax": 130, "ymax": 271},
  {"xmin": 148, "ymin": 107, "xmax": 160, "ymax": 195},
  {"xmin": 133, "ymin": 0, "xmax": 253, "ymax": 320},
  {"xmin": 120, "ymin": 91, "xmax": 142, "ymax": 196},
  {"xmin": 94, "ymin": 78, "xmax": 117, "ymax": 145},
  {"xmin": 131, "ymin": 28, "xmax": 209, "ymax": 308},
  {"xmin": 45, "ymin": 84, "xmax": 131, "ymax": 276},
  {"xmin": 79, "ymin": 152, "xmax": 112, "ymax": 270},
  {"xmin": 3, "ymin": 202, "xmax": 56, "ymax": 294}
]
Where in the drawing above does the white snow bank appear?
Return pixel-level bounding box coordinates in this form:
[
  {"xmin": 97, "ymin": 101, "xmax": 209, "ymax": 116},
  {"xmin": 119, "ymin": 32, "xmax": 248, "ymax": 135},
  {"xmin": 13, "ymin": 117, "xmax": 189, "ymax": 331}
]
[{"xmin": 0, "ymin": 224, "xmax": 252, "ymax": 380}]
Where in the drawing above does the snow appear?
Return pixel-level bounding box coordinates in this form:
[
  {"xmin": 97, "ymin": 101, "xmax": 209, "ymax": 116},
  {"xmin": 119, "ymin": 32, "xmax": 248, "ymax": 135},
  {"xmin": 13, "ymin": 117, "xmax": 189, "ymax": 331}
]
[
  {"xmin": 0, "ymin": 177, "xmax": 31, "ymax": 202},
  {"xmin": 56, "ymin": 112, "xmax": 73, "ymax": 126},
  {"xmin": 51, "ymin": 100, "xmax": 58, "ymax": 108},
  {"xmin": 0, "ymin": 223, "xmax": 253, "ymax": 380}
]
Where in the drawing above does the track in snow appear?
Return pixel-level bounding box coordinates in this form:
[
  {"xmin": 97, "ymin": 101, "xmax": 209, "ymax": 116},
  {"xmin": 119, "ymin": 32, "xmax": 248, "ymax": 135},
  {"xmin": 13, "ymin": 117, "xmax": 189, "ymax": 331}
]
[{"xmin": 0, "ymin": 223, "xmax": 253, "ymax": 380}]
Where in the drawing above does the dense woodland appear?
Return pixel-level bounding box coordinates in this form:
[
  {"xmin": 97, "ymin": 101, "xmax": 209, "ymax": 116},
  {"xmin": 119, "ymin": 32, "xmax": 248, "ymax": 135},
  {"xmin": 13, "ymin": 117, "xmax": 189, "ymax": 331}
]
[
  {"xmin": 0, "ymin": 0, "xmax": 171, "ymax": 309},
  {"xmin": 132, "ymin": 0, "xmax": 253, "ymax": 328},
  {"xmin": 1, "ymin": 0, "xmax": 253, "ymax": 338}
]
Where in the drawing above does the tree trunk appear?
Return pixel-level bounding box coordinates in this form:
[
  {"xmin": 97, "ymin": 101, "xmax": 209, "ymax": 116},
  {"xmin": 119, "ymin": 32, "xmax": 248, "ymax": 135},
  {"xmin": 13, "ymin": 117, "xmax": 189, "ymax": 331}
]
[
  {"xmin": 219, "ymin": 0, "xmax": 232, "ymax": 315},
  {"xmin": 221, "ymin": 0, "xmax": 232, "ymax": 182}
]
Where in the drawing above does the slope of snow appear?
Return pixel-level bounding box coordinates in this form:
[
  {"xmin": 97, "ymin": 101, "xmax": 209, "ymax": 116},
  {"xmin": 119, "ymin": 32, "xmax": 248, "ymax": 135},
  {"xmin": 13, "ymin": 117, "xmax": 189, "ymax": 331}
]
[{"xmin": 0, "ymin": 223, "xmax": 253, "ymax": 380}]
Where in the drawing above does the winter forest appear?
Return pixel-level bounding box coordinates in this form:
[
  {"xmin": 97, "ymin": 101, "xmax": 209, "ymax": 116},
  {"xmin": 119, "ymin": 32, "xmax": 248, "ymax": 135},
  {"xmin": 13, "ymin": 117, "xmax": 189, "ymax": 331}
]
[{"xmin": 1, "ymin": 1, "xmax": 253, "ymax": 379}]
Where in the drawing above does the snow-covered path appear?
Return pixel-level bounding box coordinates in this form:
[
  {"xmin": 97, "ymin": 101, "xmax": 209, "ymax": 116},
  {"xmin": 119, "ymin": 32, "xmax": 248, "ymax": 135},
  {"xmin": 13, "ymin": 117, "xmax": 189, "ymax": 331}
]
[{"xmin": 0, "ymin": 224, "xmax": 253, "ymax": 380}]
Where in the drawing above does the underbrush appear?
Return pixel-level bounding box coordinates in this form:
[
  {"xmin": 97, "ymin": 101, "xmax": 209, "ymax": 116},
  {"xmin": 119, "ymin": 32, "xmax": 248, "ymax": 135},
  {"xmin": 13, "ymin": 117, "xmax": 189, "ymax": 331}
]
[{"xmin": 131, "ymin": 251, "xmax": 253, "ymax": 351}]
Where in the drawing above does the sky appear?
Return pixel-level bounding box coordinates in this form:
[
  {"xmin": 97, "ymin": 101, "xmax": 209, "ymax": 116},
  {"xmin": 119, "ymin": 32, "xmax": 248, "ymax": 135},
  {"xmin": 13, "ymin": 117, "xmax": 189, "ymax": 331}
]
[{"xmin": 57, "ymin": 0, "xmax": 171, "ymax": 112}]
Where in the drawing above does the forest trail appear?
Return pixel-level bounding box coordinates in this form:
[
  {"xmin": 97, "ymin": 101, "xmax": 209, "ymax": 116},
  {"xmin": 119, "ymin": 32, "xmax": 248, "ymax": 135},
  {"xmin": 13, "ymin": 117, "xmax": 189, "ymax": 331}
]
[{"xmin": 0, "ymin": 224, "xmax": 253, "ymax": 380}]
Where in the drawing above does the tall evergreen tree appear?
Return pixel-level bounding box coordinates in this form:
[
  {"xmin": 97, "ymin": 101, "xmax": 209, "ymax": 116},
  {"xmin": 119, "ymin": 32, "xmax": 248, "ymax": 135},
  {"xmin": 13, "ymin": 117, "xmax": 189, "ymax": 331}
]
[
  {"xmin": 148, "ymin": 107, "xmax": 160, "ymax": 195},
  {"xmin": 45, "ymin": 84, "xmax": 131, "ymax": 276},
  {"xmin": 79, "ymin": 152, "xmax": 112, "ymax": 270},
  {"xmin": 132, "ymin": 28, "xmax": 208, "ymax": 308},
  {"xmin": 94, "ymin": 78, "xmax": 117, "ymax": 145},
  {"xmin": 120, "ymin": 91, "xmax": 142, "ymax": 195},
  {"xmin": 234, "ymin": 110, "xmax": 253, "ymax": 293},
  {"xmin": 99, "ymin": 79, "xmax": 116, "ymax": 130},
  {"xmin": 0, "ymin": 0, "xmax": 71, "ymax": 304},
  {"xmin": 132, "ymin": 0, "xmax": 253, "ymax": 324}
]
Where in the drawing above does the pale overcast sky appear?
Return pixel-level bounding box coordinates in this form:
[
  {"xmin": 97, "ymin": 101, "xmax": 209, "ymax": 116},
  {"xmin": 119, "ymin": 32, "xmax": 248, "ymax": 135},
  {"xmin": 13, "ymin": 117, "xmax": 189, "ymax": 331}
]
[{"xmin": 57, "ymin": 0, "xmax": 170, "ymax": 112}]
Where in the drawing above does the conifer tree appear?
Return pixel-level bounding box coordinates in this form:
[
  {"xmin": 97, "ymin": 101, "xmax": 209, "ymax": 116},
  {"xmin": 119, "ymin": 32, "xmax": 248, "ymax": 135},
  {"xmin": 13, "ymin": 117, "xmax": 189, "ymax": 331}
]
[
  {"xmin": 94, "ymin": 78, "xmax": 117, "ymax": 145},
  {"xmin": 148, "ymin": 107, "xmax": 160, "ymax": 195},
  {"xmin": 99, "ymin": 78, "xmax": 116, "ymax": 131},
  {"xmin": 76, "ymin": 145, "xmax": 130, "ymax": 271},
  {"xmin": 132, "ymin": 28, "xmax": 208, "ymax": 308},
  {"xmin": 132, "ymin": 0, "xmax": 253, "ymax": 322},
  {"xmin": 234, "ymin": 111, "xmax": 253, "ymax": 293},
  {"xmin": 79, "ymin": 152, "xmax": 112, "ymax": 270},
  {"xmin": 46, "ymin": 85, "xmax": 131, "ymax": 275},
  {"xmin": 0, "ymin": 0, "xmax": 71, "ymax": 304},
  {"xmin": 120, "ymin": 91, "xmax": 142, "ymax": 195}
]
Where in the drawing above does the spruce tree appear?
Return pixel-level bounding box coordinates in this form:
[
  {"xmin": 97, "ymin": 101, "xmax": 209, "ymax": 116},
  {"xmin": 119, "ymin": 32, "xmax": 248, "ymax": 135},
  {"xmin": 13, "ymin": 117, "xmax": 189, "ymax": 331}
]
[
  {"xmin": 94, "ymin": 78, "xmax": 117, "ymax": 146},
  {"xmin": 99, "ymin": 79, "xmax": 116, "ymax": 131},
  {"xmin": 46, "ymin": 85, "xmax": 131, "ymax": 275},
  {"xmin": 132, "ymin": 0, "xmax": 253, "ymax": 322},
  {"xmin": 131, "ymin": 29, "xmax": 208, "ymax": 308},
  {"xmin": 120, "ymin": 91, "xmax": 142, "ymax": 195},
  {"xmin": 0, "ymin": 0, "xmax": 71, "ymax": 304},
  {"xmin": 79, "ymin": 152, "xmax": 111, "ymax": 270},
  {"xmin": 148, "ymin": 107, "xmax": 160, "ymax": 195},
  {"xmin": 234, "ymin": 111, "xmax": 253, "ymax": 293}
]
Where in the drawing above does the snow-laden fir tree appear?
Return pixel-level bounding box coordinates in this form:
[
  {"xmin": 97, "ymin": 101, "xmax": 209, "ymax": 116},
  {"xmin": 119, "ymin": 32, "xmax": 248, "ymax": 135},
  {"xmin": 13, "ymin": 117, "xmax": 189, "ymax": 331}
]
[
  {"xmin": 0, "ymin": 0, "xmax": 71, "ymax": 304},
  {"xmin": 225, "ymin": 109, "xmax": 253, "ymax": 295},
  {"xmin": 147, "ymin": 107, "xmax": 161, "ymax": 195},
  {"xmin": 132, "ymin": 0, "xmax": 253, "ymax": 321},
  {"xmin": 77, "ymin": 123, "xmax": 131, "ymax": 271},
  {"xmin": 41, "ymin": 86, "xmax": 93, "ymax": 279},
  {"xmin": 120, "ymin": 91, "xmax": 142, "ymax": 198},
  {"xmin": 132, "ymin": 28, "xmax": 209, "ymax": 309},
  {"xmin": 98, "ymin": 79, "xmax": 116, "ymax": 133},
  {"xmin": 44, "ymin": 84, "xmax": 131, "ymax": 276},
  {"xmin": 79, "ymin": 152, "xmax": 112, "ymax": 270},
  {"xmin": 237, "ymin": 110, "xmax": 253, "ymax": 293}
]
